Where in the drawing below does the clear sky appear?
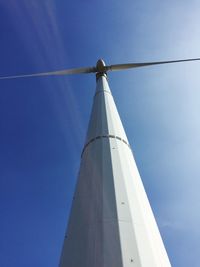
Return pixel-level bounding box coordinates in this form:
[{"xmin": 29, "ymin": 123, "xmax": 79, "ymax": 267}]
[{"xmin": 0, "ymin": 1, "xmax": 200, "ymax": 266}]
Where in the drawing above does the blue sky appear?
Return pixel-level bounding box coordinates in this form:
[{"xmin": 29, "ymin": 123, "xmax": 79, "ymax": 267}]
[{"xmin": 0, "ymin": 1, "xmax": 200, "ymax": 266}]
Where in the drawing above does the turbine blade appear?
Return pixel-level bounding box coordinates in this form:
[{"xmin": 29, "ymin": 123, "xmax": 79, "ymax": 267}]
[
  {"xmin": 106, "ymin": 58, "xmax": 200, "ymax": 71},
  {"xmin": 0, "ymin": 66, "xmax": 96, "ymax": 80}
]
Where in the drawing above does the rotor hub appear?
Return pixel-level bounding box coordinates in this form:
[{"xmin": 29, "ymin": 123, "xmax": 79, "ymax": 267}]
[
  {"xmin": 96, "ymin": 59, "xmax": 106, "ymax": 73},
  {"xmin": 96, "ymin": 59, "xmax": 107, "ymax": 80}
]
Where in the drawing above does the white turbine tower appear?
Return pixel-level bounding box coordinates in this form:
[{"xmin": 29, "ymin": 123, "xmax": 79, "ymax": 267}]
[
  {"xmin": 59, "ymin": 59, "xmax": 172, "ymax": 267},
  {"xmin": 1, "ymin": 57, "xmax": 200, "ymax": 266}
]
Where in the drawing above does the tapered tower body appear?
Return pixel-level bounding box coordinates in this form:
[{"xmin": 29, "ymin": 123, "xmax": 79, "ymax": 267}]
[{"xmin": 59, "ymin": 72, "xmax": 171, "ymax": 267}]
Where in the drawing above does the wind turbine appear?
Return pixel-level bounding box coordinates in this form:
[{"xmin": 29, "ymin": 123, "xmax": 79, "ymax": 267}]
[{"xmin": 1, "ymin": 57, "xmax": 200, "ymax": 266}]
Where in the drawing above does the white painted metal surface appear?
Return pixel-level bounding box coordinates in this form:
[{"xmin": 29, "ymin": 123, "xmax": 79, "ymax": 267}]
[{"xmin": 59, "ymin": 74, "xmax": 171, "ymax": 267}]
